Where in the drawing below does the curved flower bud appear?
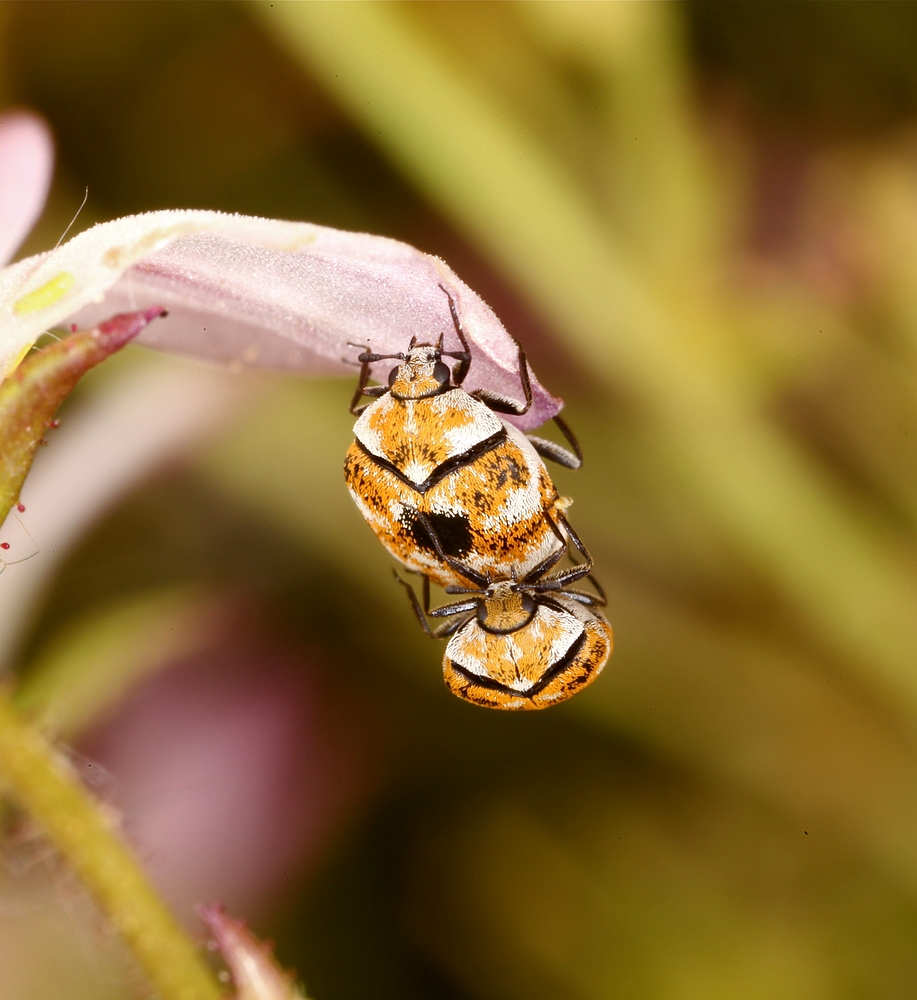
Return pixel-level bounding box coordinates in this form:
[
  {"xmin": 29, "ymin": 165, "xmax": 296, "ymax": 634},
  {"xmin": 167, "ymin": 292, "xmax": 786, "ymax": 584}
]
[
  {"xmin": 199, "ymin": 904, "xmax": 306, "ymax": 1000},
  {"xmin": 0, "ymin": 111, "xmax": 54, "ymax": 268},
  {"xmin": 1, "ymin": 211, "xmax": 561, "ymax": 429},
  {"xmin": 0, "ymin": 307, "xmax": 165, "ymax": 527}
]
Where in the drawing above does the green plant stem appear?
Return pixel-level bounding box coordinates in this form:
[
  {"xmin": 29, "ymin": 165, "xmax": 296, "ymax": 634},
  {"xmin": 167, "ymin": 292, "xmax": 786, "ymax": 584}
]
[{"xmin": 0, "ymin": 689, "xmax": 222, "ymax": 1000}]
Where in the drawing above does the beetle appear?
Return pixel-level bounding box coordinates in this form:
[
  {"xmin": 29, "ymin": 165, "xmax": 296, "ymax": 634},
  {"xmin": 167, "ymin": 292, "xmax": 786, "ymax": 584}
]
[
  {"xmin": 395, "ymin": 511, "xmax": 612, "ymax": 710},
  {"xmin": 344, "ymin": 285, "xmax": 582, "ymax": 588}
]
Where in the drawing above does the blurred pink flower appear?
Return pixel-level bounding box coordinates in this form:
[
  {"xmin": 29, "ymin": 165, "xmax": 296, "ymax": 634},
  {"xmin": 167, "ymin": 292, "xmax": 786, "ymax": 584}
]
[
  {"xmin": 79, "ymin": 617, "xmax": 368, "ymax": 920},
  {"xmin": 0, "ymin": 111, "xmax": 53, "ymax": 268}
]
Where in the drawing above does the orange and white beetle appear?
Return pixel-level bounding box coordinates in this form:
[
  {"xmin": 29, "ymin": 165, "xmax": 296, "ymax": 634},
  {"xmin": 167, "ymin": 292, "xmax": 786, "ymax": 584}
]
[
  {"xmin": 344, "ymin": 286, "xmax": 582, "ymax": 589},
  {"xmin": 396, "ymin": 513, "xmax": 612, "ymax": 710}
]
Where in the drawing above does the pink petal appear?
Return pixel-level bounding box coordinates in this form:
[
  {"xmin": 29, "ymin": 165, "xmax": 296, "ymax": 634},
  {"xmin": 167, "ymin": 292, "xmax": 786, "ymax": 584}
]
[
  {"xmin": 82, "ymin": 640, "xmax": 347, "ymax": 918},
  {"xmin": 1, "ymin": 211, "xmax": 560, "ymax": 428},
  {"xmin": 0, "ymin": 112, "xmax": 53, "ymax": 267}
]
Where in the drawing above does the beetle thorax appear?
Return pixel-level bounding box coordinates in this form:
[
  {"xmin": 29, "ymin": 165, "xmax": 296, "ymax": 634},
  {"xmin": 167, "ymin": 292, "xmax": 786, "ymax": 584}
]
[
  {"xmin": 478, "ymin": 582, "xmax": 536, "ymax": 633},
  {"xmin": 388, "ymin": 346, "xmax": 450, "ymax": 400}
]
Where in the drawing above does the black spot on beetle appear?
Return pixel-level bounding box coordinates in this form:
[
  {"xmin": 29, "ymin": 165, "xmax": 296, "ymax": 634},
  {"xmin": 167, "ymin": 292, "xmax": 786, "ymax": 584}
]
[{"xmin": 405, "ymin": 508, "xmax": 472, "ymax": 557}]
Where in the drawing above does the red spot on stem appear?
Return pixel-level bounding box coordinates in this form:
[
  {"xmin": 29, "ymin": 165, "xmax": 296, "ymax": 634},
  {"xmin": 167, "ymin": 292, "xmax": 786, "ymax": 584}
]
[
  {"xmin": 16, "ymin": 504, "xmax": 25, "ymax": 513},
  {"xmin": 0, "ymin": 543, "xmax": 10, "ymax": 551}
]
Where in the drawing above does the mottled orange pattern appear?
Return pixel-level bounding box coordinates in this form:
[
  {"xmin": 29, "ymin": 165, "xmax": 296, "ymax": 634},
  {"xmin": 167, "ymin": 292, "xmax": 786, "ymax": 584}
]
[
  {"xmin": 353, "ymin": 390, "xmax": 503, "ymax": 485},
  {"xmin": 344, "ymin": 428, "xmax": 566, "ymax": 588},
  {"xmin": 443, "ymin": 598, "xmax": 612, "ymax": 710}
]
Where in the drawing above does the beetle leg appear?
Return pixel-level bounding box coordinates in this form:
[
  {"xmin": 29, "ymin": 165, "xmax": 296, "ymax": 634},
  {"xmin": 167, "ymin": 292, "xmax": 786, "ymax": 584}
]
[
  {"xmin": 470, "ymin": 343, "xmax": 533, "ymax": 416},
  {"xmin": 348, "ymin": 343, "xmax": 404, "ymax": 415},
  {"xmin": 392, "ymin": 570, "xmax": 437, "ymax": 638},
  {"xmin": 526, "ymin": 414, "xmax": 583, "ymax": 469},
  {"xmin": 392, "ymin": 570, "xmax": 476, "ymax": 640},
  {"xmin": 531, "ymin": 513, "xmax": 596, "ymax": 589},
  {"xmin": 431, "ymin": 611, "xmax": 475, "ymax": 639},
  {"xmin": 557, "ymin": 586, "xmax": 607, "ymax": 609},
  {"xmin": 429, "ymin": 598, "xmax": 480, "ymax": 618},
  {"xmin": 438, "ymin": 284, "xmax": 473, "ymax": 386},
  {"xmin": 585, "ymin": 573, "xmax": 606, "ymax": 605},
  {"xmin": 519, "ymin": 509, "xmax": 574, "ymax": 583},
  {"xmin": 437, "ymin": 284, "xmax": 534, "ymax": 414}
]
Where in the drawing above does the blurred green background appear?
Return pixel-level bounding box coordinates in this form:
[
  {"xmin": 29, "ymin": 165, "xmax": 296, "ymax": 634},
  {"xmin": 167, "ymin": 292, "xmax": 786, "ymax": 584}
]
[{"xmin": 4, "ymin": 2, "xmax": 917, "ymax": 997}]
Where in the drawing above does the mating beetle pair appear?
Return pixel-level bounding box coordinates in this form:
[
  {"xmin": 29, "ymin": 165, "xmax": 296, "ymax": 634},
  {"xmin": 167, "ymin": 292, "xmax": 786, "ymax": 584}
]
[{"xmin": 344, "ymin": 286, "xmax": 612, "ymax": 710}]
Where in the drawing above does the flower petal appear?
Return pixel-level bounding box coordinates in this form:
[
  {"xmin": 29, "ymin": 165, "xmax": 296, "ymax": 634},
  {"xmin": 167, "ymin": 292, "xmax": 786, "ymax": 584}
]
[
  {"xmin": 0, "ymin": 210, "xmax": 560, "ymax": 428},
  {"xmin": 0, "ymin": 111, "xmax": 53, "ymax": 267}
]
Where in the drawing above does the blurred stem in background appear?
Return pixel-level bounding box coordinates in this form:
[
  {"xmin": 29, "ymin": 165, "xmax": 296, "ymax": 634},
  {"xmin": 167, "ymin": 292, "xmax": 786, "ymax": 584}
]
[
  {"xmin": 0, "ymin": 327, "xmax": 222, "ymax": 1000},
  {"xmin": 0, "ymin": 690, "xmax": 221, "ymax": 1000},
  {"xmin": 255, "ymin": 0, "xmax": 917, "ymax": 711}
]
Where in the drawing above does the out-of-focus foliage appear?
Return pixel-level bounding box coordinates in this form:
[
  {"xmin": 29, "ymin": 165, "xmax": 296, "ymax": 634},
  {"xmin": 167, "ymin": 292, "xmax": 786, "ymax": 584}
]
[{"xmin": 3, "ymin": 2, "xmax": 917, "ymax": 998}]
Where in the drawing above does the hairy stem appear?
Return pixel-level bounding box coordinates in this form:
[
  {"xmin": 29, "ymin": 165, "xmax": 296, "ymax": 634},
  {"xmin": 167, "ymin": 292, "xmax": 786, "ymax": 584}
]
[{"xmin": 0, "ymin": 689, "xmax": 222, "ymax": 1000}]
